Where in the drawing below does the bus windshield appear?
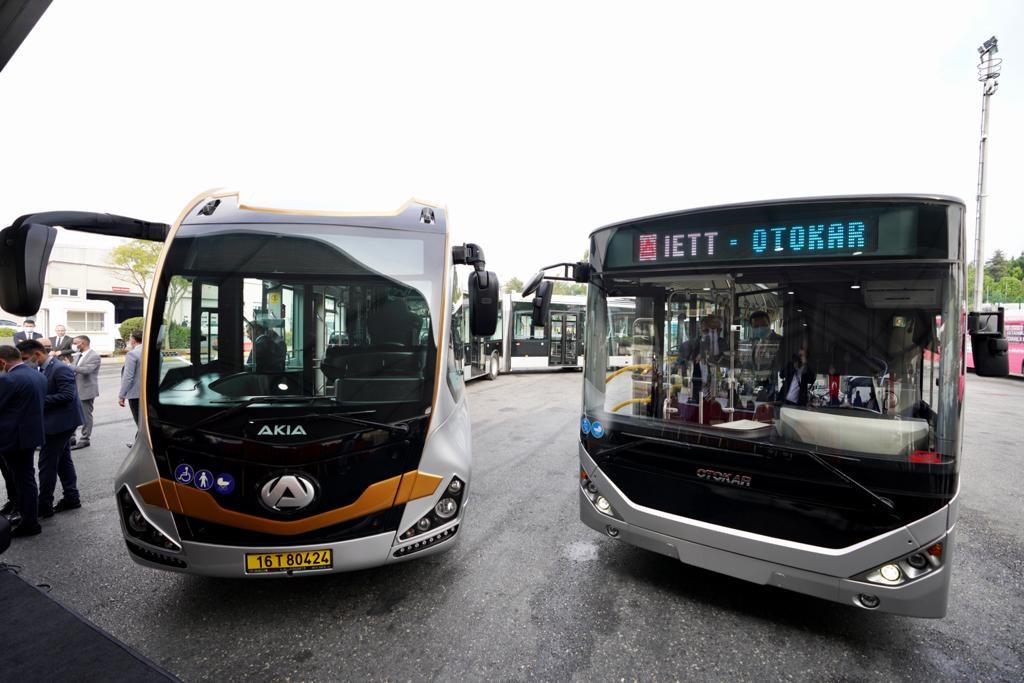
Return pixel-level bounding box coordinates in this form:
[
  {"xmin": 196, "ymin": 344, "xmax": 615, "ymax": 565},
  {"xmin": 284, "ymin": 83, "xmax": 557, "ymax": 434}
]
[
  {"xmin": 585, "ymin": 263, "xmax": 963, "ymax": 469},
  {"xmin": 149, "ymin": 222, "xmax": 444, "ymax": 430}
]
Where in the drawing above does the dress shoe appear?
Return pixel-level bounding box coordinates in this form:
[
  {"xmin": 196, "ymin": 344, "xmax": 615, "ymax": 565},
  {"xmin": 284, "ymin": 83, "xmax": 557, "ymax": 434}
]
[
  {"xmin": 0, "ymin": 500, "xmax": 15, "ymax": 516},
  {"xmin": 4, "ymin": 511, "xmax": 22, "ymax": 526},
  {"xmin": 70, "ymin": 440, "xmax": 90, "ymax": 450},
  {"xmin": 38, "ymin": 505, "xmax": 55, "ymax": 519},
  {"xmin": 54, "ymin": 498, "xmax": 82, "ymax": 513},
  {"xmin": 11, "ymin": 521, "xmax": 42, "ymax": 537}
]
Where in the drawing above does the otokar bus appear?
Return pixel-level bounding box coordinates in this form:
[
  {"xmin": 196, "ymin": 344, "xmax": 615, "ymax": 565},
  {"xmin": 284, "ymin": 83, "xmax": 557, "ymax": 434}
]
[
  {"xmin": 0, "ymin": 190, "xmax": 498, "ymax": 576},
  {"xmin": 524, "ymin": 195, "xmax": 1007, "ymax": 617}
]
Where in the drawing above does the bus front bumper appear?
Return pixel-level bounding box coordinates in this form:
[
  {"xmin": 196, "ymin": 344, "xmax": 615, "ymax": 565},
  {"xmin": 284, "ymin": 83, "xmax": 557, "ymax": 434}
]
[{"xmin": 122, "ymin": 518, "xmax": 463, "ymax": 577}]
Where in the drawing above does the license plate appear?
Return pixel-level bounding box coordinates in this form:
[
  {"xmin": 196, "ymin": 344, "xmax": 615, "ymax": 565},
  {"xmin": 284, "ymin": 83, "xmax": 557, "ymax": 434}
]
[{"xmin": 245, "ymin": 549, "xmax": 333, "ymax": 574}]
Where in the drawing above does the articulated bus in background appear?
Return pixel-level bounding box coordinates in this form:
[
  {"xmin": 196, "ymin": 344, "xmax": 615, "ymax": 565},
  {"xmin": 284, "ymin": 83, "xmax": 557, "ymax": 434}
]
[
  {"xmin": 0, "ymin": 191, "xmax": 498, "ymax": 576},
  {"xmin": 452, "ymin": 292, "xmax": 588, "ymax": 380},
  {"xmin": 525, "ymin": 195, "xmax": 994, "ymax": 617},
  {"xmin": 501, "ymin": 293, "xmax": 586, "ymax": 372}
]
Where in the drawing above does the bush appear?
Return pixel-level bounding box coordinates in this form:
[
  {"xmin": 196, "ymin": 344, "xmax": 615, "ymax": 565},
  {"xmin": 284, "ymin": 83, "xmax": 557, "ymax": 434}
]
[
  {"xmin": 118, "ymin": 317, "xmax": 145, "ymax": 343},
  {"xmin": 0, "ymin": 326, "xmax": 15, "ymax": 340},
  {"xmin": 167, "ymin": 322, "xmax": 190, "ymax": 349}
]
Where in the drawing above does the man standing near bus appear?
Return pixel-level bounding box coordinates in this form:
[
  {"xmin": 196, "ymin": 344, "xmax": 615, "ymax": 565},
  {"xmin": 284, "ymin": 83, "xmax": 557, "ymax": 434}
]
[
  {"xmin": 119, "ymin": 330, "xmax": 143, "ymax": 448},
  {"xmin": 18, "ymin": 339, "xmax": 83, "ymax": 516},
  {"xmin": 12, "ymin": 318, "xmax": 43, "ymax": 344},
  {"xmin": 0, "ymin": 344, "xmax": 47, "ymax": 537},
  {"xmin": 71, "ymin": 335, "xmax": 101, "ymax": 450}
]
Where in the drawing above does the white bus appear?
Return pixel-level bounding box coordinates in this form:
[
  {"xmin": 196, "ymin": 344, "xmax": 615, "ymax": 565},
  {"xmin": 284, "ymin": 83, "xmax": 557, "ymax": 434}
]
[
  {"xmin": 526, "ymin": 195, "xmax": 983, "ymax": 618},
  {"xmin": 1, "ymin": 190, "xmax": 498, "ymax": 576}
]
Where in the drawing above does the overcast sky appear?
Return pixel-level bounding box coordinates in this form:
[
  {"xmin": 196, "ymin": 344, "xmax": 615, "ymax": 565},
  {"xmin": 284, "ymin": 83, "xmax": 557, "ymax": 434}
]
[{"xmin": 1, "ymin": 1, "xmax": 1021, "ymax": 283}]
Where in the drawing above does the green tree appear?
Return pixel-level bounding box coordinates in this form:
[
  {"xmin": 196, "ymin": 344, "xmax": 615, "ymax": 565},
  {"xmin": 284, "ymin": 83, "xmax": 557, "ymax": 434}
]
[
  {"xmin": 502, "ymin": 276, "xmax": 524, "ymax": 294},
  {"xmin": 986, "ymin": 249, "xmax": 1009, "ymax": 281},
  {"xmin": 553, "ymin": 282, "xmax": 587, "ymax": 296},
  {"xmin": 109, "ymin": 239, "xmax": 189, "ymax": 317},
  {"xmin": 110, "ymin": 240, "xmax": 162, "ymax": 299},
  {"xmin": 994, "ymin": 276, "xmax": 1023, "ymax": 303}
]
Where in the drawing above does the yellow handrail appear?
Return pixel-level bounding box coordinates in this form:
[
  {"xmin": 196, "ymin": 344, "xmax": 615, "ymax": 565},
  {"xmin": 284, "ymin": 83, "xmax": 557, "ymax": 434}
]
[
  {"xmin": 606, "ymin": 364, "xmax": 651, "ymax": 384},
  {"xmin": 611, "ymin": 397, "xmax": 651, "ymax": 412}
]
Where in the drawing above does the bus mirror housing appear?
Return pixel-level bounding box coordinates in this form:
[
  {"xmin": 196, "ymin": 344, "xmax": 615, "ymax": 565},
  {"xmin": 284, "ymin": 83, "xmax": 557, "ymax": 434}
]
[
  {"xmin": 522, "ymin": 270, "xmax": 545, "ymax": 298},
  {"xmin": 468, "ymin": 270, "xmax": 499, "ymax": 337},
  {"xmin": 968, "ymin": 308, "xmax": 1010, "ymax": 377},
  {"xmin": 531, "ymin": 280, "xmax": 553, "ymax": 328},
  {"xmin": 0, "ymin": 221, "xmax": 58, "ymax": 316}
]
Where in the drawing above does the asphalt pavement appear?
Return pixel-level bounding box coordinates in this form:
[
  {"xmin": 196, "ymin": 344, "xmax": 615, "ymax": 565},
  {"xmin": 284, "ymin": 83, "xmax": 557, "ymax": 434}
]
[{"xmin": 2, "ymin": 369, "xmax": 1022, "ymax": 682}]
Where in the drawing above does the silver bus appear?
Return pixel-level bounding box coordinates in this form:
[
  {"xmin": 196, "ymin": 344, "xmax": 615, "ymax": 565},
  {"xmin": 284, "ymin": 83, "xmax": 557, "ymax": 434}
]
[
  {"xmin": 1, "ymin": 190, "xmax": 498, "ymax": 576},
  {"xmin": 525, "ymin": 195, "xmax": 971, "ymax": 617}
]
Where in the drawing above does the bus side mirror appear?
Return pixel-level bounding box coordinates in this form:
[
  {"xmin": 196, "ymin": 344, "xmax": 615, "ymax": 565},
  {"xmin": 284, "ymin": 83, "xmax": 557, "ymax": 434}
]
[
  {"xmin": 0, "ymin": 222, "xmax": 58, "ymax": 316},
  {"xmin": 522, "ymin": 270, "xmax": 545, "ymax": 298},
  {"xmin": 531, "ymin": 280, "xmax": 553, "ymax": 328},
  {"xmin": 468, "ymin": 270, "xmax": 499, "ymax": 337},
  {"xmin": 968, "ymin": 309, "xmax": 1010, "ymax": 378}
]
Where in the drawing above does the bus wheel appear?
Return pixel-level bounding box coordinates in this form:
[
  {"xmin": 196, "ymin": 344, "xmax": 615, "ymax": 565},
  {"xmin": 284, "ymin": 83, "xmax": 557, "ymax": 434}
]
[{"xmin": 487, "ymin": 352, "xmax": 500, "ymax": 380}]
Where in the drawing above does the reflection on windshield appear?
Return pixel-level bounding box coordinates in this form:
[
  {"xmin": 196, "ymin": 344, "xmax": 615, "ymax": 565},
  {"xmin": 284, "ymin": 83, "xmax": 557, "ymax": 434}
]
[
  {"xmin": 585, "ymin": 266, "xmax": 962, "ymax": 462},
  {"xmin": 149, "ymin": 225, "xmax": 442, "ymax": 424}
]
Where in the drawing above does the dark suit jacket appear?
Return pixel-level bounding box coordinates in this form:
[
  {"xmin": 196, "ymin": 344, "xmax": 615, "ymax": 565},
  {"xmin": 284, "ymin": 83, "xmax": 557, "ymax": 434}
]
[
  {"xmin": 13, "ymin": 330, "xmax": 43, "ymax": 344},
  {"xmin": 0, "ymin": 363, "xmax": 47, "ymax": 452},
  {"xmin": 780, "ymin": 362, "xmax": 817, "ymax": 406},
  {"xmin": 50, "ymin": 335, "xmax": 74, "ymax": 357},
  {"xmin": 42, "ymin": 358, "xmax": 84, "ymax": 435}
]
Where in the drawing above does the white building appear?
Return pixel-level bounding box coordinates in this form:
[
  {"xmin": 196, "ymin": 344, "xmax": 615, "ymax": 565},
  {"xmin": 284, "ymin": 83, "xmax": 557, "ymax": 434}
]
[{"xmin": 0, "ymin": 233, "xmax": 147, "ymax": 356}]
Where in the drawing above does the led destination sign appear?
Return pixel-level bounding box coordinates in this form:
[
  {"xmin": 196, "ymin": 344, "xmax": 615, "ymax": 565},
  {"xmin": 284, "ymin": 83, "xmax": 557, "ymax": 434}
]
[{"xmin": 635, "ymin": 216, "xmax": 879, "ymax": 265}]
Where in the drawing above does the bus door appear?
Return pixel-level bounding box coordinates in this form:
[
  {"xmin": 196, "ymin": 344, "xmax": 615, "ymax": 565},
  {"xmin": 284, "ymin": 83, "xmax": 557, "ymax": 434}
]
[{"xmin": 548, "ymin": 311, "xmax": 579, "ymax": 366}]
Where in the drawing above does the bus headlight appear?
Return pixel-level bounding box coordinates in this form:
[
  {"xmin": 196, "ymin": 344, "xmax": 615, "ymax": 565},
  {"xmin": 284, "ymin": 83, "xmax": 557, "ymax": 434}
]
[
  {"xmin": 857, "ymin": 539, "xmax": 944, "ymax": 587},
  {"xmin": 580, "ymin": 469, "xmax": 622, "ymax": 520},
  {"xmin": 399, "ymin": 477, "xmax": 465, "ymax": 541},
  {"xmin": 434, "ymin": 498, "xmax": 458, "ymax": 519}
]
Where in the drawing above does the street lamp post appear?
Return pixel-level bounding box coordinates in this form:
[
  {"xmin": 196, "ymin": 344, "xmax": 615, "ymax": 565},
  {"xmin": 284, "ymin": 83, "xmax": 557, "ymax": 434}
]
[{"xmin": 973, "ymin": 36, "xmax": 1001, "ymax": 310}]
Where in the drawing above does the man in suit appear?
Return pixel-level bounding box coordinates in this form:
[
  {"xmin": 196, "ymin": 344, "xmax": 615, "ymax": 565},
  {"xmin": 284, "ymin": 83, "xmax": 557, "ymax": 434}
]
[
  {"xmin": 0, "ymin": 344, "xmax": 47, "ymax": 537},
  {"xmin": 49, "ymin": 324, "xmax": 74, "ymax": 359},
  {"xmin": 780, "ymin": 340, "xmax": 817, "ymax": 407},
  {"xmin": 678, "ymin": 314, "xmax": 729, "ymax": 403},
  {"xmin": 12, "ymin": 318, "xmax": 44, "ymax": 344},
  {"xmin": 119, "ymin": 330, "xmax": 143, "ymax": 446},
  {"xmin": 18, "ymin": 340, "xmax": 83, "ymax": 517},
  {"xmin": 71, "ymin": 335, "xmax": 101, "ymax": 450}
]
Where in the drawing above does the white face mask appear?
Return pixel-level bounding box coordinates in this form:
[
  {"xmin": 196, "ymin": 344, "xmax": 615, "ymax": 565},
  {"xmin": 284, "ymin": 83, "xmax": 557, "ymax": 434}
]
[{"xmin": 71, "ymin": 344, "xmax": 80, "ymax": 352}]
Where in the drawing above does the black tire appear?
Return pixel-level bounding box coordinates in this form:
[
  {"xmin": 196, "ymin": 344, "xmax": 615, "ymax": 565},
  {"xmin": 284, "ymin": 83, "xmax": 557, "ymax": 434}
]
[{"xmin": 486, "ymin": 352, "xmax": 500, "ymax": 380}]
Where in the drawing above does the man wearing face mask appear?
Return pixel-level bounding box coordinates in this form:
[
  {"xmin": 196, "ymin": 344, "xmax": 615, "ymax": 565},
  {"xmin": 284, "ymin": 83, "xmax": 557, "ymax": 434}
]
[
  {"xmin": 0, "ymin": 344, "xmax": 47, "ymax": 537},
  {"xmin": 12, "ymin": 319, "xmax": 43, "ymax": 344},
  {"xmin": 18, "ymin": 339, "xmax": 84, "ymax": 516},
  {"xmin": 748, "ymin": 310, "xmax": 783, "ymax": 400},
  {"xmin": 70, "ymin": 335, "xmax": 101, "ymax": 450}
]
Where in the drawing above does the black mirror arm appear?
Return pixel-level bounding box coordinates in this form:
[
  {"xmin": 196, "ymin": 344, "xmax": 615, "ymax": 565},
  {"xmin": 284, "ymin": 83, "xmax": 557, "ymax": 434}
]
[
  {"xmin": 452, "ymin": 243, "xmax": 487, "ymax": 272},
  {"xmin": 8, "ymin": 211, "xmax": 170, "ymax": 242}
]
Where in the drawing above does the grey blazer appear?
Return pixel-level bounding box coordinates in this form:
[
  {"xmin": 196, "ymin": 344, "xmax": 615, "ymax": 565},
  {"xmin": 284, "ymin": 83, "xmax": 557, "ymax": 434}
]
[
  {"xmin": 74, "ymin": 348, "xmax": 102, "ymax": 400},
  {"xmin": 119, "ymin": 346, "xmax": 142, "ymax": 400}
]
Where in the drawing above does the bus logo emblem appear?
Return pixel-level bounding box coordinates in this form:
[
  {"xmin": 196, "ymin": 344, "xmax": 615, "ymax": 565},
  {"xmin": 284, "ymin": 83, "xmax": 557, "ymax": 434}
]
[
  {"xmin": 259, "ymin": 474, "xmax": 317, "ymax": 512},
  {"xmin": 257, "ymin": 425, "xmax": 308, "ymax": 436},
  {"xmin": 696, "ymin": 468, "xmax": 751, "ymax": 487}
]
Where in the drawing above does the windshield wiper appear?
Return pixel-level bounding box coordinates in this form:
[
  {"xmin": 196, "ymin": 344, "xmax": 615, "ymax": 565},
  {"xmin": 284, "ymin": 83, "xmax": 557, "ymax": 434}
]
[
  {"xmin": 591, "ymin": 428, "xmax": 900, "ymax": 522},
  {"xmin": 765, "ymin": 443, "xmax": 902, "ymax": 522},
  {"xmin": 171, "ymin": 395, "xmax": 408, "ymax": 438}
]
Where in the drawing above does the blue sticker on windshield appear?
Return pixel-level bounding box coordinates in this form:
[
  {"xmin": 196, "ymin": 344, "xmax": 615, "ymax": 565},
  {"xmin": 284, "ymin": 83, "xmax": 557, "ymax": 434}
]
[
  {"xmin": 214, "ymin": 473, "xmax": 236, "ymax": 495},
  {"xmin": 194, "ymin": 469, "xmax": 214, "ymax": 491},
  {"xmin": 174, "ymin": 463, "xmax": 193, "ymax": 485},
  {"xmin": 581, "ymin": 417, "xmax": 591, "ymax": 435},
  {"xmin": 591, "ymin": 421, "xmax": 605, "ymax": 439}
]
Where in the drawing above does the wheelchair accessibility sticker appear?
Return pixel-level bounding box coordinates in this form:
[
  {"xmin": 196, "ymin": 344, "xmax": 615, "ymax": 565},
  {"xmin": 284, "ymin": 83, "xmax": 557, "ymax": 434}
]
[
  {"xmin": 581, "ymin": 417, "xmax": 591, "ymax": 435},
  {"xmin": 174, "ymin": 463, "xmax": 194, "ymax": 485}
]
